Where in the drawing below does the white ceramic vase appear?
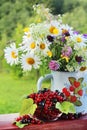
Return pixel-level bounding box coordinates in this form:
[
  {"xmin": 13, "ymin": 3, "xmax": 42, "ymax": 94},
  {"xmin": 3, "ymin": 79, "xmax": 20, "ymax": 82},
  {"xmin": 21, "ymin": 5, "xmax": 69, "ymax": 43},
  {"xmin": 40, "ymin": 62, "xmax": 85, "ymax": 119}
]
[
  {"xmin": 37, "ymin": 70, "xmax": 85, "ymax": 92},
  {"xmin": 37, "ymin": 70, "xmax": 87, "ymax": 113}
]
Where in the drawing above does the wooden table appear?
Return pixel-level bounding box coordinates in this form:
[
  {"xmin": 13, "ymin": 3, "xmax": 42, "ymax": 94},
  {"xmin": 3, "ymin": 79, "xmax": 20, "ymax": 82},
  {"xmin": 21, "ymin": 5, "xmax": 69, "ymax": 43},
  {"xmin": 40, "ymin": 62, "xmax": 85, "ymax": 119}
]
[{"xmin": 0, "ymin": 113, "xmax": 87, "ymax": 130}]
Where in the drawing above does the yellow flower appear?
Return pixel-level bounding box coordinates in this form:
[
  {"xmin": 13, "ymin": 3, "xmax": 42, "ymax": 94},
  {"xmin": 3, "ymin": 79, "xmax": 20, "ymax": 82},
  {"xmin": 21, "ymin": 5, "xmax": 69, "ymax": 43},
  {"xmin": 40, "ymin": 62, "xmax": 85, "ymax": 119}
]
[
  {"xmin": 47, "ymin": 51, "xmax": 52, "ymax": 57},
  {"xmin": 61, "ymin": 55, "xmax": 69, "ymax": 62},
  {"xmin": 23, "ymin": 27, "xmax": 29, "ymax": 32}
]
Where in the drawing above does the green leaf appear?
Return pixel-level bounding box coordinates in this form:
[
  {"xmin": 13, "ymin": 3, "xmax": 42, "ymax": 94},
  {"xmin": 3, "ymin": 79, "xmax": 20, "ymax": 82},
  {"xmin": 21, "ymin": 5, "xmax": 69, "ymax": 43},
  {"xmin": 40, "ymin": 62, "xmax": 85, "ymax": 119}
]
[
  {"xmin": 74, "ymin": 100, "xmax": 82, "ymax": 106},
  {"xmin": 68, "ymin": 77, "xmax": 76, "ymax": 85},
  {"xmin": 16, "ymin": 121, "xmax": 28, "ymax": 128},
  {"xmin": 78, "ymin": 78, "xmax": 84, "ymax": 83},
  {"xmin": 56, "ymin": 101, "xmax": 76, "ymax": 114},
  {"xmin": 20, "ymin": 98, "xmax": 37, "ymax": 116},
  {"xmin": 55, "ymin": 102, "xmax": 62, "ymax": 111}
]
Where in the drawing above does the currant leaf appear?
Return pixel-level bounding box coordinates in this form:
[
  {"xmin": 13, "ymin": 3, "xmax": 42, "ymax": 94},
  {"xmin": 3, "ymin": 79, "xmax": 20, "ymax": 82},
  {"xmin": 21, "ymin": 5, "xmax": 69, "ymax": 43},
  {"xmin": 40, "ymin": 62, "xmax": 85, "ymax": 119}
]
[
  {"xmin": 78, "ymin": 78, "xmax": 84, "ymax": 83},
  {"xmin": 68, "ymin": 77, "xmax": 76, "ymax": 85},
  {"xmin": 56, "ymin": 101, "xmax": 76, "ymax": 114},
  {"xmin": 20, "ymin": 98, "xmax": 37, "ymax": 116},
  {"xmin": 16, "ymin": 121, "xmax": 28, "ymax": 128},
  {"xmin": 74, "ymin": 100, "xmax": 82, "ymax": 106}
]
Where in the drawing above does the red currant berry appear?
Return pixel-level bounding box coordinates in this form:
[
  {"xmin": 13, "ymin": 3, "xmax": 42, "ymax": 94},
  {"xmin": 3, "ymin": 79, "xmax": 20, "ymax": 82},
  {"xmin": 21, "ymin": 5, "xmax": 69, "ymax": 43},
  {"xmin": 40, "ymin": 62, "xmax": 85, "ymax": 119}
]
[
  {"xmin": 78, "ymin": 89, "xmax": 83, "ymax": 96},
  {"xmin": 65, "ymin": 90, "xmax": 70, "ymax": 97},
  {"xmin": 69, "ymin": 86, "xmax": 75, "ymax": 92},
  {"xmin": 62, "ymin": 87, "xmax": 67, "ymax": 93},
  {"xmin": 16, "ymin": 116, "xmax": 22, "ymax": 121},
  {"xmin": 74, "ymin": 81, "xmax": 80, "ymax": 88},
  {"xmin": 70, "ymin": 95, "xmax": 77, "ymax": 102}
]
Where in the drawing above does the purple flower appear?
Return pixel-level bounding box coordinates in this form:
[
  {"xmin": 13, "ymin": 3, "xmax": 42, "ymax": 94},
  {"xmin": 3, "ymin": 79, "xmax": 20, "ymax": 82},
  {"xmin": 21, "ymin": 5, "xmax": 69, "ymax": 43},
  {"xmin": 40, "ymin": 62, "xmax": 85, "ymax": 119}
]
[
  {"xmin": 61, "ymin": 45, "xmax": 72, "ymax": 57},
  {"xmin": 47, "ymin": 35, "xmax": 54, "ymax": 42},
  {"xmin": 61, "ymin": 36, "xmax": 66, "ymax": 42},
  {"xmin": 75, "ymin": 55, "xmax": 83, "ymax": 63},
  {"xmin": 83, "ymin": 34, "xmax": 87, "ymax": 39},
  {"xmin": 73, "ymin": 31, "xmax": 79, "ymax": 35},
  {"xmin": 65, "ymin": 31, "xmax": 70, "ymax": 36},
  {"xmin": 49, "ymin": 60, "xmax": 60, "ymax": 71}
]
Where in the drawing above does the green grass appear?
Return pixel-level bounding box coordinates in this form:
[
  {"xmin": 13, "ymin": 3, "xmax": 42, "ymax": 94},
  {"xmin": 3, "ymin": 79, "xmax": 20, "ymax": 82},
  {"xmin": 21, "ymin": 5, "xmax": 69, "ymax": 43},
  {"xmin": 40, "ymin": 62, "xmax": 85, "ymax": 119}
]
[{"xmin": 0, "ymin": 72, "xmax": 50, "ymax": 114}]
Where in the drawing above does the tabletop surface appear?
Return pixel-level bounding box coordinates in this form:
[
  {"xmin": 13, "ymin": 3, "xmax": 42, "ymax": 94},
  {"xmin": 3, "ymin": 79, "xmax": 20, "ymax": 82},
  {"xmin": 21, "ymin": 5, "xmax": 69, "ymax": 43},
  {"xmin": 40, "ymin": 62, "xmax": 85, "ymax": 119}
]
[{"xmin": 0, "ymin": 113, "xmax": 87, "ymax": 130}]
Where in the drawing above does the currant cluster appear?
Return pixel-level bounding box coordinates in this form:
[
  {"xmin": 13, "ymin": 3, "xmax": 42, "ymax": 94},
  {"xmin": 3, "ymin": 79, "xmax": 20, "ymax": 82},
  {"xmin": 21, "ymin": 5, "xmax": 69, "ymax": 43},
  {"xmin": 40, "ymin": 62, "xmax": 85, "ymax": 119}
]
[
  {"xmin": 16, "ymin": 115, "xmax": 41, "ymax": 124},
  {"xmin": 27, "ymin": 88, "xmax": 66, "ymax": 121},
  {"xmin": 59, "ymin": 113, "xmax": 82, "ymax": 120}
]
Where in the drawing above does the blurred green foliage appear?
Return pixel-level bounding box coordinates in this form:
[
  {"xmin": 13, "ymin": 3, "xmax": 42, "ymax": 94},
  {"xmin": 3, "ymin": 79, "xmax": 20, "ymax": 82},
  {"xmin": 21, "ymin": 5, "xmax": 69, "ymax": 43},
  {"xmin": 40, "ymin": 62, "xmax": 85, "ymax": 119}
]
[
  {"xmin": 0, "ymin": 72, "xmax": 50, "ymax": 114},
  {"xmin": 0, "ymin": 0, "xmax": 87, "ymax": 75}
]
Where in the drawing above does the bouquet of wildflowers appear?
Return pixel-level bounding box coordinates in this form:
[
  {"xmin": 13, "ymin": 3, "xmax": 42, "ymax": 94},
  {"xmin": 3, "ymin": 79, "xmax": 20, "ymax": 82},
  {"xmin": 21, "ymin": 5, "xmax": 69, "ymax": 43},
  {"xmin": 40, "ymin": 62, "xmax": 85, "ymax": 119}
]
[{"xmin": 4, "ymin": 5, "xmax": 87, "ymax": 73}]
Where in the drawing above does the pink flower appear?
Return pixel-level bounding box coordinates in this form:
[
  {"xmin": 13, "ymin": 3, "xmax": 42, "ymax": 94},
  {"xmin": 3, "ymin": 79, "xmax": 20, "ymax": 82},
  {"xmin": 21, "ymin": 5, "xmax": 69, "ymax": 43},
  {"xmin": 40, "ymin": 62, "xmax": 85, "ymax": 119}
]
[
  {"xmin": 49, "ymin": 60, "xmax": 60, "ymax": 71},
  {"xmin": 61, "ymin": 45, "xmax": 72, "ymax": 57}
]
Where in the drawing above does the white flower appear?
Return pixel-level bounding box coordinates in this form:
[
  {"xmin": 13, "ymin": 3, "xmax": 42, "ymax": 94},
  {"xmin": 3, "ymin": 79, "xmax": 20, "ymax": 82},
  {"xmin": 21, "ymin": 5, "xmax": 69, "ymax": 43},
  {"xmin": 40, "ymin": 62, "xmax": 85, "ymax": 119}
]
[
  {"xmin": 72, "ymin": 34, "xmax": 86, "ymax": 49},
  {"xmin": 20, "ymin": 52, "xmax": 41, "ymax": 71},
  {"xmin": 49, "ymin": 20, "xmax": 62, "ymax": 36},
  {"xmin": 4, "ymin": 42, "xmax": 18, "ymax": 65},
  {"xmin": 22, "ymin": 27, "xmax": 32, "ymax": 44},
  {"xmin": 19, "ymin": 38, "xmax": 38, "ymax": 53},
  {"xmin": 38, "ymin": 40, "xmax": 50, "ymax": 56},
  {"xmin": 61, "ymin": 24, "xmax": 73, "ymax": 36}
]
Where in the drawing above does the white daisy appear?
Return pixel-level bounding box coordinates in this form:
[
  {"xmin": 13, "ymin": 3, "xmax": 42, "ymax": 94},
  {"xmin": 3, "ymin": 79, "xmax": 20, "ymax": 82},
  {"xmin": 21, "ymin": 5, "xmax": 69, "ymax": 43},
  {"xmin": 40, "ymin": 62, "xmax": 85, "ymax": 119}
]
[
  {"xmin": 20, "ymin": 52, "xmax": 41, "ymax": 71},
  {"xmin": 49, "ymin": 20, "xmax": 62, "ymax": 36},
  {"xmin": 19, "ymin": 38, "xmax": 38, "ymax": 53},
  {"xmin": 61, "ymin": 24, "xmax": 73, "ymax": 36},
  {"xmin": 74, "ymin": 34, "xmax": 86, "ymax": 43},
  {"xmin": 4, "ymin": 42, "xmax": 19, "ymax": 65},
  {"xmin": 38, "ymin": 40, "xmax": 50, "ymax": 56},
  {"xmin": 72, "ymin": 34, "xmax": 87, "ymax": 49},
  {"xmin": 22, "ymin": 27, "xmax": 32, "ymax": 45}
]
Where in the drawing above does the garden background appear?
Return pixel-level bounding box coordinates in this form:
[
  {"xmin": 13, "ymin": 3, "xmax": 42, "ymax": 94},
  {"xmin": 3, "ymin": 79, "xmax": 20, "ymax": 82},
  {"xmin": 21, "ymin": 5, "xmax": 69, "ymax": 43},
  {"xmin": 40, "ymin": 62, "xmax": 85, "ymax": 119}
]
[{"xmin": 0, "ymin": 0, "xmax": 87, "ymax": 114}]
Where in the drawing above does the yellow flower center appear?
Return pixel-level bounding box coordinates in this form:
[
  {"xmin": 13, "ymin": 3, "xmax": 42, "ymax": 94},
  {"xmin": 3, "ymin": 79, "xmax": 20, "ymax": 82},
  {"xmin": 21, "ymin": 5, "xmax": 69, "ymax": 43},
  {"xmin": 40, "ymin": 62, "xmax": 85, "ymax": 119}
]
[
  {"xmin": 11, "ymin": 51, "xmax": 17, "ymax": 58},
  {"xmin": 76, "ymin": 37, "xmax": 82, "ymax": 43},
  {"xmin": 30, "ymin": 42, "xmax": 36, "ymax": 49},
  {"xmin": 26, "ymin": 58, "xmax": 35, "ymax": 65},
  {"xmin": 40, "ymin": 43, "xmax": 45, "ymax": 50},
  {"xmin": 80, "ymin": 67, "xmax": 87, "ymax": 71},
  {"xmin": 53, "ymin": 28, "xmax": 59, "ymax": 35},
  {"xmin": 49, "ymin": 26, "xmax": 59, "ymax": 35},
  {"xmin": 23, "ymin": 27, "xmax": 29, "ymax": 32},
  {"xmin": 62, "ymin": 29, "xmax": 68, "ymax": 34},
  {"xmin": 47, "ymin": 51, "xmax": 52, "ymax": 57}
]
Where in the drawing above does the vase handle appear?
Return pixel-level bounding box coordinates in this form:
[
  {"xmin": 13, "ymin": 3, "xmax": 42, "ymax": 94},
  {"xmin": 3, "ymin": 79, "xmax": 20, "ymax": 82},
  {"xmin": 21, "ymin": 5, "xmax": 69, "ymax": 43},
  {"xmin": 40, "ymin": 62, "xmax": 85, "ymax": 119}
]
[{"xmin": 37, "ymin": 74, "xmax": 53, "ymax": 90}]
